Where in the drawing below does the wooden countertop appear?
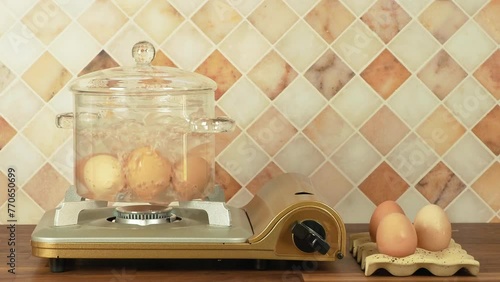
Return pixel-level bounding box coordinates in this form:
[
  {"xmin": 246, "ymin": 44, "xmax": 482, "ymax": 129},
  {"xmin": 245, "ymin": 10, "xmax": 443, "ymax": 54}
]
[{"xmin": 0, "ymin": 224, "xmax": 498, "ymax": 281}]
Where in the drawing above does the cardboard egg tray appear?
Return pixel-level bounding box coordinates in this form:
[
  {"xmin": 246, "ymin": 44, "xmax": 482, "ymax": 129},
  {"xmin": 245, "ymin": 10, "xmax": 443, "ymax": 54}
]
[{"xmin": 350, "ymin": 232, "xmax": 480, "ymax": 276}]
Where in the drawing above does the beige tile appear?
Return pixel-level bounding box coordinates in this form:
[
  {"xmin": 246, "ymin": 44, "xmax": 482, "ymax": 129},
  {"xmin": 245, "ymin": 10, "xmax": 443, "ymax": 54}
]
[
  {"xmin": 419, "ymin": 0, "xmax": 468, "ymax": 44},
  {"xmin": 79, "ymin": 50, "xmax": 119, "ymax": 76},
  {"xmin": 151, "ymin": 49, "xmax": 177, "ymax": 67},
  {"xmin": 0, "ymin": 82, "xmax": 44, "ymax": 130},
  {"xmin": 105, "ymin": 24, "xmax": 151, "ymax": 65},
  {"xmin": 245, "ymin": 162, "xmax": 284, "ymax": 195},
  {"xmin": 305, "ymin": 0, "xmax": 355, "ymax": 43},
  {"xmin": 474, "ymin": 50, "xmax": 500, "ymax": 100},
  {"xmin": 285, "ymin": 0, "xmax": 320, "ymax": 16},
  {"xmin": 475, "ymin": 0, "xmax": 500, "ymax": 43},
  {"xmin": 311, "ymin": 161, "xmax": 353, "ymax": 207},
  {"xmin": 215, "ymin": 106, "xmax": 242, "ymax": 156},
  {"xmin": 0, "ymin": 171, "xmax": 7, "ymax": 205},
  {"xmin": 23, "ymin": 163, "xmax": 69, "ymax": 211},
  {"xmin": 0, "ymin": 190, "xmax": 44, "ymax": 224},
  {"xmin": 446, "ymin": 189, "xmax": 494, "ymax": 223},
  {"xmin": 169, "ymin": 0, "xmax": 206, "ymax": 17},
  {"xmin": 78, "ymin": 0, "xmax": 127, "ymax": 44},
  {"xmin": 135, "ymin": 0, "xmax": 184, "ymax": 44},
  {"xmin": 455, "ymin": 0, "xmax": 489, "ymax": 16},
  {"xmin": 361, "ymin": 0, "xmax": 411, "ymax": 44},
  {"xmin": 0, "ymin": 116, "xmax": 16, "ymax": 150},
  {"xmin": 192, "ymin": 0, "xmax": 242, "ymax": 43},
  {"xmin": 416, "ymin": 162, "xmax": 466, "ymax": 208},
  {"xmin": 195, "ymin": 50, "xmax": 241, "ymax": 100},
  {"xmin": 472, "ymin": 162, "xmax": 500, "ymax": 211},
  {"xmin": 249, "ymin": 0, "xmax": 297, "ymax": 43},
  {"xmin": 0, "ymin": 2, "xmax": 15, "ymax": 36},
  {"xmin": 114, "ymin": 0, "xmax": 148, "ymax": 17},
  {"xmin": 22, "ymin": 0, "xmax": 71, "ymax": 45},
  {"xmin": 274, "ymin": 134, "xmax": 324, "ymax": 176},
  {"xmin": 0, "ymin": 63, "xmax": 15, "ymax": 93},
  {"xmin": 215, "ymin": 162, "xmax": 242, "ymax": 202},
  {"xmin": 472, "ymin": 106, "xmax": 500, "ymax": 155},
  {"xmin": 359, "ymin": 162, "xmax": 408, "ymax": 205}
]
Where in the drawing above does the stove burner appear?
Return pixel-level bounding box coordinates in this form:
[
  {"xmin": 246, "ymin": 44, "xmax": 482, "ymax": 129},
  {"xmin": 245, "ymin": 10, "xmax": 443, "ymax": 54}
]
[{"xmin": 113, "ymin": 205, "xmax": 178, "ymax": 225}]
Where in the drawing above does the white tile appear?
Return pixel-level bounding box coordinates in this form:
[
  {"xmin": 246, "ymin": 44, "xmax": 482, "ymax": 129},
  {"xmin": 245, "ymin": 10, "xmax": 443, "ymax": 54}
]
[
  {"xmin": 49, "ymin": 137, "xmax": 74, "ymax": 183},
  {"xmin": 387, "ymin": 133, "xmax": 438, "ymax": 184},
  {"xmin": 445, "ymin": 77, "xmax": 496, "ymax": 128},
  {"xmin": 334, "ymin": 189, "xmax": 375, "ymax": 223},
  {"xmin": 219, "ymin": 22, "xmax": 270, "ymax": 73},
  {"xmin": 274, "ymin": 77, "xmax": 325, "ymax": 129},
  {"xmin": 331, "ymin": 76, "xmax": 382, "ymax": 128},
  {"xmin": 227, "ymin": 0, "xmax": 263, "ymax": 16},
  {"xmin": 396, "ymin": 188, "xmax": 429, "ymax": 221},
  {"xmin": 49, "ymin": 22, "xmax": 100, "ymax": 75},
  {"xmin": 54, "ymin": 0, "xmax": 94, "ymax": 18},
  {"xmin": 162, "ymin": 22, "xmax": 213, "ymax": 71},
  {"xmin": 0, "ymin": 81, "xmax": 44, "ymax": 129},
  {"xmin": 454, "ymin": 0, "xmax": 489, "ymax": 16},
  {"xmin": 446, "ymin": 189, "xmax": 494, "ymax": 223},
  {"xmin": 388, "ymin": 21, "xmax": 440, "ymax": 72},
  {"xmin": 332, "ymin": 20, "xmax": 384, "ymax": 72},
  {"xmin": 48, "ymin": 85, "xmax": 73, "ymax": 114},
  {"xmin": 276, "ymin": 20, "xmax": 327, "ymax": 72},
  {"xmin": 339, "ymin": 0, "xmax": 374, "ymax": 16},
  {"xmin": 445, "ymin": 21, "xmax": 497, "ymax": 72},
  {"xmin": 331, "ymin": 134, "xmax": 381, "ymax": 183},
  {"xmin": 168, "ymin": 0, "xmax": 205, "ymax": 17},
  {"xmin": 217, "ymin": 78, "xmax": 269, "ymax": 128},
  {"xmin": 388, "ymin": 76, "xmax": 440, "ymax": 127},
  {"xmin": 443, "ymin": 133, "xmax": 494, "ymax": 184},
  {"xmin": 0, "ymin": 134, "xmax": 46, "ymax": 187},
  {"xmin": 106, "ymin": 22, "xmax": 153, "ymax": 65},
  {"xmin": 0, "ymin": 190, "xmax": 45, "ymax": 223},
  {"xmin": 227, "ymin": 187, "xmax": 253, "ymax": 208},
  {"xmin": 396, "ymin": 0, "xmax": 432, "ymax": 16},
  {"xmin": 274, "ymin": 133, "xmax": 324, "ymax": 176},
  {"xmin": 0, "ymin": 22, "xmax": 44, "ymax": 74},
  {"xmin": 217, "ymin": 133, "xmax": 269, "ymax": 185},
  {"xmin": 2, "ymin": 0, "xmax": 36, "ymax": 17},
  {"xmin": 0, "ymin": 2, "xmax": 16, "ymax": 36},
  {"xmin": 284, "ymin": 0, "xmax": 319, "ymax": 16}
]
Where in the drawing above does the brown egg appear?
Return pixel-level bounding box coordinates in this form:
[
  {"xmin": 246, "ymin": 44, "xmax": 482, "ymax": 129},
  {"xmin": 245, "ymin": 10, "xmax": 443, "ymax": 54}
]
[
  {"xmin": 78, "ymin": 154, "xmax": 125, "ymax": 199},
  {"xmin": 172, "ymin": 155, "xmax": 210, "ymax": 201},
  {"xmin": 376, "ymin": 213, "xmax": 417, "ymax": 257},
  {"xmin": 414, "ymin": 204, "xmax": 452, "ymax": 251},
  {"xmin": 124, "ymin": 147, "xmax": 172, "ymax": 201},
  {"xmin": 369, "ymin": 200, "xmax": 405, "ymax": 242}
]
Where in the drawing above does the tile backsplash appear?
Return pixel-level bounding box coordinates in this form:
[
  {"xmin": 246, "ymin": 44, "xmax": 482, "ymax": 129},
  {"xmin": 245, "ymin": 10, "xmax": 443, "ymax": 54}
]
[{"xmin": 0, "ymin": 0, "xmax": 499, "ymax": 224}]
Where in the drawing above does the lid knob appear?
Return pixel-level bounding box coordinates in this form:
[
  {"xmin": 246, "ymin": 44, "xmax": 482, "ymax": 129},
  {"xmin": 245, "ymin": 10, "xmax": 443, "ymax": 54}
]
[{"xmin": 132, "ymin": 41, "xmax": 155, "ymax": 65}]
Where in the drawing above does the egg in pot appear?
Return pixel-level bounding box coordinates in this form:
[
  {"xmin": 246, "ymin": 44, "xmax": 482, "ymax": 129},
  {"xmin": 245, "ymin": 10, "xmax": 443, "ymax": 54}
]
[
  {"xmin": 369, "ymin": 200, "xmax": 405, "ymax": 242},
  {"xmin": 376, "ymin": 213, "xmax": 418, "ymax": 257},
  {"xmin": 77, "ymin": 154, "xmax": 125, "ymax": 199},
  {"xmin": 413, "ymin": 204, "xmax": 452, "ymax": 251},
  {"xmin": 172, "ymin": 155, "xmax": 210, "ymax": 201}
]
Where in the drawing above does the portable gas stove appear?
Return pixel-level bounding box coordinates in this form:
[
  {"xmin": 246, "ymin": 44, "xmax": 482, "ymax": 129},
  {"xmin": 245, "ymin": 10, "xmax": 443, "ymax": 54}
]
[{"xmin": 31, "ymin": 173, "xmax": 346, "ymax": 272}]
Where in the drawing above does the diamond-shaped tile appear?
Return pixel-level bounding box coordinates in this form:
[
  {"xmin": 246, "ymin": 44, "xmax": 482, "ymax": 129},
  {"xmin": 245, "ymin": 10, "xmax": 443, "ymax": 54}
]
[
  {"xmin": 49, "ymin": 86, "xmax": 72, "ymax": 114},
  {"xmin": 334, "ymin": 189, "xmax": 375, "ymax": 223},
  {"xmin": 417, "ymin": 50, "xmax": 467, "ymax": 100},
  {"xmin": 168, "ymin": 0, "xmax": 205, "ymax": 17},
  {"xmin": 54, "ymin": 0, "xmax": 94, "ymax": 18},
  {"xmin": 310, "ymin": 161, "xmax": 353, "ymax": 207},
  {"xmin": 472, "ymin": 162, "xmax": 500, "ymax": 212},
  {"xmin": 0, "ymin": 171, "xmax": 8, "ymax": 205},
  {"xmin": 2, "ymin": 0, "xmax": 36, "ymax": 17},
  {"xmin": 0, "ymin": 81, "xmax": 44, "ymax": 130},
  {"xmin": 79, "ymin": 50, "xmax": 119, "ymax": 76},
  {"xmin": 135, "ymin": 0, "xmax": 184, "ymax": 44},
  {"xmin": 274, "ymin": 133, "xmax": 324, "ymax": 176},
  {"xmin": 455, "ymin": 0, "xmax": 488, "ymax": 16},
  {"xmin": 0, "ymin": 190, "xmax": 45, "ymax": 224},
  {"xmin": 446, "ymin": 189, "xmax": 494, "ymax": 223},
  {"xmin": 249, "ymin": 0, "xmax": 298, "ymax": 43},
  {"xmin": 359, "ymin": 162, "xmax": 409, "ymax": 205},
  {"xmin": 247, "ymin": 106, "xmax": 297, "ymax": 156},
  {"xmin": 248, "ymin": 50, "xmax": 297, "ymax": 100},
  {"xmin": 275, "ymin": 21, "xmax": 327, "ymax": 72},
  {"xmin": 0, "ymin": 116, "xmax": 16, "ymax": 150},
  {"xmin": 339, "ymin": 0, "xmax": 375, "ymax": 16},
  {"xmin": 24, "ymin": 163, "xmax": 69, "ymax": 210},
  {"xmin": 106, "ymin": 24, "xmax": 152, "ymax": 65},
  {"xmin": 114, "ymin": 0, "xmax": 148, "ymax": 17},
  {"xmin": 219, "ymin": 21, "xmax": 271, "ymax": 73},
  {"xmin": 472, "ymin": 106, "xmax": 500, "ymax": 155},
  {"xmin": 245, "ymin": 161, "xmax": 284, "ymax": 195},
  {"xmin": 360, "ymin": 106, "xmax": 409, "ymax": 155},
  {"xmin": 192, "ymin": 0, "xmax": 242, "ymax": 44},
  {"xmin": 303, "ymin": 106, "xmax": 354, "ymax": 156},
  {"xmin": 417, "ymin": 105, "xmax": 466, "ymax": 156},
  {"xmin": 416, "ymin": 162, "xmax": 466, "ymax": 209},
  {"xmin": 215, "ymin": 162, "xmax": 242, "ymax": 201},
  {"xmin": 195, "ymin": 50, "xmax": 242, "ymax": 100},
  {"xmin": 361, "ymin": 49, "xmax": 410, "ymax": 100},
  {"xmin": 78, "ymin": 0, "xmax": 127, "ymax": 45},
  {"xmin": 274, "ymin": 77, "xmax": 325, "ymax": 129},
  {"xmin": 151, "ymin": 49, "xmax": 177, "ymax": 67},
  {"xmin": 22, "ymin": 0, "xmax": 71, "ymax": 45},
  {"xmin": 474, "ymin": 50, "xmax": 500, "ymax": 100},
  {"xmin": 49, "ymin": 137, "xmax": 74, "ymax": 183},
  {"xmin": 419, "ymin": 0, "xmax": 468, "ymax": 44},
  {"xmin": 215, "ymin": 106, "xmax": 242, "ymax": 156},
  {"xmin": 305, "ymin": 0, "xmax": 355, "ymax": 43},
  {"xmin": 305, "ymin": 50, "xmax": 354, "ymax": 100},
  {"xmin": 397, "ymin": 189, "xmax": 429, "ymax": 221},
  {"xmin": 22, "ymin": 51, "xmax": 72, "ymax": 102},
  {"xmin": 225, "ymin": 0, "xmax": 262, "ymax": 16},
  {"xmin": 285, "ymin": 0, "xmax": 319, "ymax": 16},
  {"xmin": 388, "ymin": 21, "xmax": 440, "ymax": 72},
  {"xmin": 0, "ymin": 63, "xmax": 15, "ymax": 93},
  {"xmin": 0, "ymin": 2, "xmax": 15, "ymax": 36},
  {"xmin": 361, "ymin": 0, "xmax": 410, "ymax": 44},
  {"xmin": 162, "ymin": 22, "xmax": 213, "ymax": 71},
  {"xmin": 475, "ymin": 0, "xmax": 500, "ymax": 43},
  {"xmin": 331, "ymin": 133, "xmax": 381, "ymax": 183}
]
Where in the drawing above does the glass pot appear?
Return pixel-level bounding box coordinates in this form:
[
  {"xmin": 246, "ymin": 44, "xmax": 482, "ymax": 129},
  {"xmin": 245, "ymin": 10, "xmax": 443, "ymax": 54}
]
[{"xmin": 57, "ymin": 41, "xmax": 234, "ymax": 203}]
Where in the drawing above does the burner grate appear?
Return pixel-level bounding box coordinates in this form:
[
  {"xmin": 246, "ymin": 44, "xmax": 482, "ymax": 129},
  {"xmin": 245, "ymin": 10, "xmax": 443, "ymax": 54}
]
[{"xmin": 113, "ymin": 205, "xmax": 178, "ymax": 225}]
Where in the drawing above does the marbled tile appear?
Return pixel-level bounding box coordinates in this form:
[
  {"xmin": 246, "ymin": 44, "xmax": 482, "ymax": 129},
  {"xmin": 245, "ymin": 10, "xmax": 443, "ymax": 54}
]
[
  {"xmin": 248, "ymin": 51, "xmax": 297, "ymax": 100},
  {"xmin": 0, "ymin": 116, "xmax": 16, "ymax": 150},
  {"xmin": 472, "ymin": 106, "xmax": 500, "ymax": 155},
  {"xmin": 0, "ymin": 81, "xmax": 44, "ymax": 130},
  {"xmin": 446, "ymin": 189, "xmax": 494, "ymax": 223},
  {"xmin": 192, "ymin": 0, "xmax": 242, "ymax": 44},
  {"xmin": 215, "ymin": 106, "xmax": 242, "ymax": 156},
  {"xmin": 359, "ymin": 162, "xmax": 409, "ymax": 205},
  {"xmin": 0, "ymin": 190, "xmax": 45, "ymax": 224},
  {"xmin": 419, "ymin": 0, "xmax": 468, "ymax": 44},
  {"xmin": 0, "ymin": 171, "xmax": 8, "ymax": 205},
  {"xmin": 195, "ymin": 50, "xmax": 242, "ymax": 100},
  {"xmin": 360, "ymin": 106, "xmax": 409, "ymax": 155},
  {"xmin": 22, "ymin": 0, "xmax": 71, "ymax": 45},
  {"xmin": 490, "ymin": 216, "xmax": 500, "ymax": 223},
  {"xmin": 304, "ymin": 50, "xmax": 354, "ymax": 100},
  {"xmin": 339, "ymin": 0, "xmax": 374, "ymax": 16},
  {"xmin": 114, "ymin": 0, "xmax": 148, "ymax": 17},
  {"xmin": 0, "ymin": 63, "xmax": 15, "ymax": 93},
  {"xmin": 247, "ymin": 106, "xmax": 297, "ymax": 156},
  {"xmin": 274, "ymin": 133, "xmax": 324, "ymax": 176},
  {"xmin": 475, "ymin": 0, "xmax": 500, "ymax": 43},
  {"xmin": 361, "ymin": 0, "xmax": 410, "ymax": 44},
  {"xmin": 78, "ymin": 0, "xmax": 127, "ymax": 44},
  {"xmin": 397, "ymin": 189, "xmax": 429, "ymax": 221},
  {"xmin": 285, "ymin": 0, "xmax": 319, "ymax": 16},
  {"xmin": 0, "ymin": 1, "xmax": 15, "ymax": 36},
  {"xmin": 249, "ymin": 0, "xmax": 297, "ymax": 43},
  {"xmin": 474, "ymin": 50, "xmax": 500, "ymax": 100},
  {"xmin": 417, "ymin": 50, "xmax": 467, "ymax": 100},
  {"xmin": 310, "ymin": 161, "xmax": 352, "ymax": 207},
  {"xmin": 303, "ymin": 106, "xmax": 354, "ymax": 156},
  {"xmin": 416, "ymin": 162, "xmax": 466, "ymax": 209},
  {"xmin": 472, "ymin": 162, "xmax": 500, "ymax": 211},
  {"xmin": 22, "ymin": 52, "xmax": 72, "ymax": 102},
  {"xmin": 455, "ymin": 0, "xmax": 489, "ymax": 16},
  {"xmin": 396, "ymin": 0, "xmax": 432, "ymax": 16},
  {"xmin": 168, "ymin": 0, "xmax": 205, "ymax": 17},
  {"xmin": 135, "ymin": 0, "xmax": 184, "ymax": 44},
  {"xmin": 23, "ymin": 163, "xmax": 69, "ymax": 210},
  {"xmin": 225, "ymin": 0, "xmax": 262, "ymax": 16},
  {"xmin": 361, "ymin": 49, "xmax": 410, "ymax": 100},
  {"xmin": 79, "ymin": 50, "xmax": 119, "ymax": 76},
  {"xmin": 305, "ymin": 0, "xmax": 355, "ymax": 43},
  {"xmin": 106, "ymin": 24, "xmax": 152, "ymax": 65},
  {"xmin": 151, "ymin": 49, "xmax": 177, "ymax": 67},
  {"xmin": 49, "ymin": 137, "xmax": 74, "ymax": 183},
  {"xmin": 417, "ymin": 105, "xmax": 466, "ymax": 156},
  {"xmin": 215, "ymin": 162, "xmax": 242, "ymax": 202},
  {"xmin": 245, "ymin": 161, "xmax": 284, "ymax": 195},
  {"xmin": 334, "ymin": 189, "xmax": 375, "ymax": 223}
]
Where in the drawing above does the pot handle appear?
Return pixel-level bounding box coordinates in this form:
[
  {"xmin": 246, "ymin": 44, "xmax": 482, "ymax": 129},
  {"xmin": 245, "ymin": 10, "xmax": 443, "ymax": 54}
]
[
  {"xmin": 189, "ymin": 117, "xmax": 235, "ymax": 133},
  {"xmin": 56, "ymin": 112, "xmax": 74, "ymax": 128}
]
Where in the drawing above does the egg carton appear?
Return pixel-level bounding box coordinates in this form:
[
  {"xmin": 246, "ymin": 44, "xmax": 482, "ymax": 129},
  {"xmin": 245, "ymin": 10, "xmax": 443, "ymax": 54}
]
[{"xmin": 349, "ymin": 232, "xmax": 480, "ymax": 276}]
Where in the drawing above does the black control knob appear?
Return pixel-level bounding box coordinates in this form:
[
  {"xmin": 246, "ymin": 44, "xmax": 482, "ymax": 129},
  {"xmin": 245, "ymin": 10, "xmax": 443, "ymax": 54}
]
[{"xmin": 292, "ymin": 220, "xmax": 330, "ymax": 255}]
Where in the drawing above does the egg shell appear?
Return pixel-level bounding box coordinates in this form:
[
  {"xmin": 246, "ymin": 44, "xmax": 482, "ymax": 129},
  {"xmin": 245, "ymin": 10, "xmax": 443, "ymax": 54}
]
[
  {"xmin": 125, "ymin": 146, "xmax": 172, "ymax": 201},
  {"xmin": 172, "ymin": 155, "xmax": 210, "ymax": 201},
  {"xmin": 414, "ymin": 204, "xmax": 452, "ymax": 252},
  {"xmin": 376, "ymin": 213, "xmax": 417, "ymax": 258},
  {"xmin": 369, "ymin": 200, "xmax": 405, "ymax": 242},
  {"xmin": 79, "ymin": 154, "xmax": 125, "ymax": 199}
]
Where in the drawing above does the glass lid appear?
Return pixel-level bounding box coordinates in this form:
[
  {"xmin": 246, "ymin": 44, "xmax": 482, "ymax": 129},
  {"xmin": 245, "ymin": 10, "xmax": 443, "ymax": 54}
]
[{"xmin": 70, "ymin": 41, "xmax": 217, "ymax": 95}]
